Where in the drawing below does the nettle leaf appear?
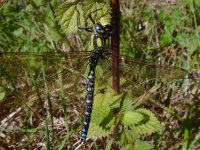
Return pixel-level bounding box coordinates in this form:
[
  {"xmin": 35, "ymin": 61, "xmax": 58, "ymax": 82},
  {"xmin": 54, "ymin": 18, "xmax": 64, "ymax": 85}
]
[
  {"xmin": 131, "ymin": 108, "xmax": 163, "ymax": 134},
  {"xmin": 55, "ymin": 1, "xmax": 84, "ymax": 34},
  {"xmin": 94, "ymin": 86, "xmax": 123, "ymax": 108},
  {"xmin": 56, "ymin": 0, "xmax": 111, "ymax": 34},
  {"xmin": 91, "ymin": 106, "xmax": 115, "ymax": 128},
  {"xmin": 85, "ymin": 0, "xmax": 111, "ymax": 26},
  {"xmin": 119, "ymin": 129, "xmax": 139, "ymax": 145},
  {"xmin": 87, "ymin": 122, "xmax": 112, "ymax": 139},
  {"xmin": 88, "ymin": 106, "xmax": 114, "ymax": 139},
  {"xmin": 134, "ymin": 140, "xmax": 154, "ymax": 150},
  {"xmin": 122, "ymin": 111, "xmax": 144, "ymax": 126},
  {"xmin": 119, "ymin": 95, "xmax": 133, "ymax": 112}
]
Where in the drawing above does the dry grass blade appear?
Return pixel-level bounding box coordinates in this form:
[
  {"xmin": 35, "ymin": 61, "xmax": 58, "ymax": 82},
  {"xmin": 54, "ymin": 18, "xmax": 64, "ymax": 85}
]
[{"xmin": 132, "ymin": 84, "xmax": 161, "ymax": 108}]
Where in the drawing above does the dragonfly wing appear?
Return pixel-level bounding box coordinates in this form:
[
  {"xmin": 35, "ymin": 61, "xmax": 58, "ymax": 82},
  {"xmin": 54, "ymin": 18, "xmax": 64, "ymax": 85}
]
[
  {"xmin": 0, "ymin": 52, "xmax": 94, "ymax": 104},
  {"xmin": 119, "ymin": 55, "xmax": 188, "ymax": 80},
  {"xmin": 119, "ymin": 55, "xmax": 190, "ymax": 96},
  {"xmin": 94, "ymin": 55, "xmax": 189, "ymax": 98}
]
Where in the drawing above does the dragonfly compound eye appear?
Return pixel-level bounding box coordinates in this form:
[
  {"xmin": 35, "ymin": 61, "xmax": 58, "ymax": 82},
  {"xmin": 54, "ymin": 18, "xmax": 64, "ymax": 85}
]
[{"xmin": 95, "ymin": 23, "xmax": 106, "ymax": 36}]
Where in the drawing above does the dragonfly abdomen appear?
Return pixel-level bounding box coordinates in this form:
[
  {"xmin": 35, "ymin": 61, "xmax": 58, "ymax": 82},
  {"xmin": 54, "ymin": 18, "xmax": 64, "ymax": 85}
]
[{"xmin": 81, "ymin": 59, "xmax": 97, "ymax": 141}]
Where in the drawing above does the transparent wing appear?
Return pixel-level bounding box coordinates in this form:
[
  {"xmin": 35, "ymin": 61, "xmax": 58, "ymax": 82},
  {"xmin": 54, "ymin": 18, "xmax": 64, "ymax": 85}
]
[
  {"xmin": 1, "ymin": 51, "xmax": 198, "ymax": 111},
  {"xmin": 0, "ymin": 52, "xmax": 92, "ymax": 123},
  {"xmin": 0, "ymin": 51, "xmax": 91, "ymax": 88},
  {"xmin": 1, "ymin": 51, "xmax": 199, "ymax": 146},
  {"xmin": 94, "ymin": 54, "xmax": 198, "ymax": 102}
]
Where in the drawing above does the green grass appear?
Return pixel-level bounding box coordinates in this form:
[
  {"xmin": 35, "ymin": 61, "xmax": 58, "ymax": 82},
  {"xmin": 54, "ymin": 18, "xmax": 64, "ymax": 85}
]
[{"xmin": 0, "ymin": 0, "xmax": 200, "ymax": 149}]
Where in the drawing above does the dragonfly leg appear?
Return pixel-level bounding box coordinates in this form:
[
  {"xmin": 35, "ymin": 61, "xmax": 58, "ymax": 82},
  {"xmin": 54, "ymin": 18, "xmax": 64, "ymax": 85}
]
[
  {"xmin": 85, "ymin": 2, "xmax": 106, "ymax": 25},
  {"xmin": 75, "ymin": 6, "xmax": 93, "ymax": 31},
  {"xmin": 75, "ymin": 2, "xmax": 107, "ymax": 32}
]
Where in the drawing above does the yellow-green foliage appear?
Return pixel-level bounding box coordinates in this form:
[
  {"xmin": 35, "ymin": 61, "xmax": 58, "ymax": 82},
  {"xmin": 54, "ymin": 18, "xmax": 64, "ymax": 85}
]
[{"xmin": 55, "ymin": 0, "xmax": 111, "ymax": 34}]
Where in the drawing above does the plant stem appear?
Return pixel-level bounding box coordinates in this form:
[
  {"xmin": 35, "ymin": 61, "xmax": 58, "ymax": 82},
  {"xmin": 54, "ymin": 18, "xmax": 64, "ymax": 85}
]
[{"xmin": 111, "ymin": 0, "xmax": 120, "ymax": 93}]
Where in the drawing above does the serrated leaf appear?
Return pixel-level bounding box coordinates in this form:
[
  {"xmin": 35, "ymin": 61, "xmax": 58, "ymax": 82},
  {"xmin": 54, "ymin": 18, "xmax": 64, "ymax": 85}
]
[
  {"xmin": 134, "ymin": 140, "xmax": 154, "ymax": 150},
  {"xmin": 131, "ymin": 108, "xmax": 163, "ymax": 134},
  {"xmin": 120, "ymin": 95, "xmax": 133, "ymax": 111},
  {"xmin": 87, "ymin": 106, "xmax": 115, "ymax": 139},
  {"xmin": 120, "ymin": 144, "xmax": 133, "ymax": 150},
  {"xmin": 94, "ymin": 86, "xmax": 122, "ymax": 108},
  {"xmin": 119, "ymin": 129, "xmax": 138, "ymax": 145},
  {"xmin": 91, "ymin": 106, "xmax": 115, "ymax": 127},
  {"xmin": 56, "ymin": 1, "xmax": 77, "ymax": 21},
  {"xmin": 85, "ymin": 0, "xmax": 111, "ymax": 26},
  {"xmin": 55, "ymin": 1, "xmax": 84, "ymax": 34},
  {"xmin": 87, "ymin": 122, "xmax": 112, "ymax": 139},
  {"xmin": 122, "ymin": 111, "xmax": 144, "ymax": 126}
]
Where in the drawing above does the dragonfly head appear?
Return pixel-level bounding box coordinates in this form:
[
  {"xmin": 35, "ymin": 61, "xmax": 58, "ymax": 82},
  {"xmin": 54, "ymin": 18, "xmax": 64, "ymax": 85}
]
[{"xmin": 94, "ymin": 23, "xmax": 113, "ymax": 37}]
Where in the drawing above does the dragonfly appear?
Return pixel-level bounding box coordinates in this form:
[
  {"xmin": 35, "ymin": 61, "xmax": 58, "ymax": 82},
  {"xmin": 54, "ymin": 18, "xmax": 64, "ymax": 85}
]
[
  {"xmin": 0, "ymin": 7, "xmax": 199, "ymax": 150},
  {"xmin": 0, "ymin": 44, "xmax": 197, "ymax": 148}
]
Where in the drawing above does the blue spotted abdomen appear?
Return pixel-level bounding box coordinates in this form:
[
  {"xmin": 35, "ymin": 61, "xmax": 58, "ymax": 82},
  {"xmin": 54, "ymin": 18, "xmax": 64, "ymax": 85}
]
[{"xmin": 81, "ymin": 62, "xmax": 96, "ymax": 141}]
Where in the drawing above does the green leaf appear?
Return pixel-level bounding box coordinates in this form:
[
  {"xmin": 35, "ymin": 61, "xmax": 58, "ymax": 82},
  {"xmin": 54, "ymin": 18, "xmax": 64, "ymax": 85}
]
[
  {"xmin": 131, "ymin": 108, "xmax": 163, "ymax": 134},
  {"xmin": 87, "ymin": 106, "xmax": 115, "ymax": 139},
  {"xmin": 134, "ymin": 140, "xmax": 154, "ymax": 150},
  {"xmin": 26, "ymin": 4, "xmax": 33, "ymax": 12},
  {"xmin": 196, "ymin": 26, "xmax": 200, "ymax": 33},
  {"xmin": 160, "ymin": 19, "xmax": 175, "ymax": 46},
  {"xmin": 122, "ymin": 111, "xmax": 144, "ymax": 126},
  {"xmin": 164, "ymin": 20, "xmax": 174, "ymax": 34},
  {"xmin": 119, "ymin": 129, "xmax": 138, "ymax": 145},
  {"xmin": 143, "ymin": 7, "xmax": 154, "ymax": 18},
  {"xmin": 91, "ymin": 106, "xmax": 115, "ymax": 127},
  {"xmin": 120, "ymin": 144, "xmax": 133, "ymax": 150},
  {"xmin": 171, "ymin": 9, "xmax": 184, "ymax": 25},
  {"xmin": 176, "ymin": 30, "xmax": 199, "ymax": 55},
  {"xmin": 94, "ymin": 85, "xmax": 122, "ymax": 108},
  {"xmin": 55, "ymin": 0, "xmax": 111, "ymax": 34},
  {"xmin": 33, "ymin": 0, "xmax": 43, "ymax": 7},
  {"xmin": 194, "ymin": 0, "xmax": 200, "ymax": 8},
  {"xmin": 85, "ymin": 0, "xmax": 111, "ymax": 26},
  {"xmin": 13, "ymin": 27, "xmax": 23, "ymax": 36},
  {"xmin": 187, "ymin": 35, "xmax": 199, "ymax": 55},
  {"xmin": 120, "ymin": 95, "xmax": 133, "ymax": 111},
  {"xmin": 55, "ymin": 1, "xmax": 83, "ymax": 34},
  {"xmin": 157, "ymin": 11, "xmax": 168, "ymax": 21},
  {"xmin": 160, "ymin": 33, "xmax": 172, "ymax": 46},
  {"xmin": 87, "ymin": 122, "xmax": 113, "ymax": 139},
  {"xmin": 175, "ymin": 33, "xmax": 188, "ymax": 47}
]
